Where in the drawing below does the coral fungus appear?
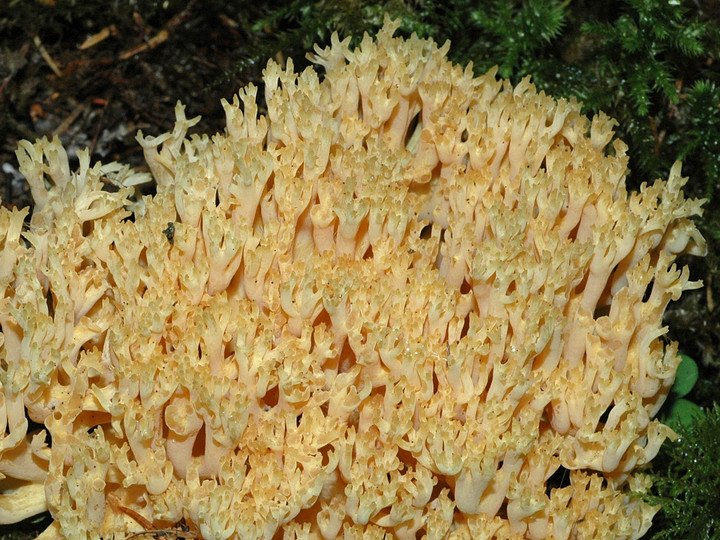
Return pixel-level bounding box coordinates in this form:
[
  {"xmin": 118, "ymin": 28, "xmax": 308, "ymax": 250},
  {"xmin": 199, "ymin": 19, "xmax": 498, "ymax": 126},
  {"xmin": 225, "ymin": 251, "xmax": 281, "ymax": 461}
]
[{"xmin": 0, "ymin": 16, "xmax": 706, "ymax": 539}]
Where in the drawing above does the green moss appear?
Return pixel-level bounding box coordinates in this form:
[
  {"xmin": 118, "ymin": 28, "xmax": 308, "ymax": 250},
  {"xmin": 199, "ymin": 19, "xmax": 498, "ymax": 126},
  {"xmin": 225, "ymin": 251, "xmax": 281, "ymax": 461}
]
[{"xmin": 643, "ymin": 404, "xmax": 720, "ymax": 539}]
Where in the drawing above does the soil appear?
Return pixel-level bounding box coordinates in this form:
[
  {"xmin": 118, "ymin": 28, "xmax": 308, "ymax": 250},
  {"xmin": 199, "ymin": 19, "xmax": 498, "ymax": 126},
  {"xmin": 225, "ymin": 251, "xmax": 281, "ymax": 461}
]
[{"xmin": 1, "ymin": 1, "xmax": 274, "ymax": 213}]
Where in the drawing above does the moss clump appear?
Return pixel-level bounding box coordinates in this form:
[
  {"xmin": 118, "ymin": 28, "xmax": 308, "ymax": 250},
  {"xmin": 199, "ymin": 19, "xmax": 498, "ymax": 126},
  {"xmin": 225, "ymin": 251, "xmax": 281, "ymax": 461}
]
[{"xmin": 643, "ymin": 403, "xmax": 720, "ymax": 539}]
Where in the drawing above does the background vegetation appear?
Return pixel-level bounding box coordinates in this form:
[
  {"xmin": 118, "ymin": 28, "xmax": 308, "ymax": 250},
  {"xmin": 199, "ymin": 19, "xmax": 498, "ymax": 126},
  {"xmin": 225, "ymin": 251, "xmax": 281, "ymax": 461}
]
[{"xmin": 1, "ymin": 0, "xmax": 718, "ymax": 538}]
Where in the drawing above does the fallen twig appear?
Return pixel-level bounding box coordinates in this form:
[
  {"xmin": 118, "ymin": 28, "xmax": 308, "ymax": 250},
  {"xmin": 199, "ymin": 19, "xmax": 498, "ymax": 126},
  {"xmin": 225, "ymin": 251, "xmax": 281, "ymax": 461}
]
[
  {"xmin": 78, "ymin": 25, "xmax": 118, "ymax": 50},
  {"xmin": 33, "ymin": 35, "xmax": 62, "ymax": 77},
  {"xmin": 53, "ymin": 102, "xmax": 88, "ymax": 136},
  {"xmin": 118, "ymin": 1, "xmax": 196, "ymax": 61}
]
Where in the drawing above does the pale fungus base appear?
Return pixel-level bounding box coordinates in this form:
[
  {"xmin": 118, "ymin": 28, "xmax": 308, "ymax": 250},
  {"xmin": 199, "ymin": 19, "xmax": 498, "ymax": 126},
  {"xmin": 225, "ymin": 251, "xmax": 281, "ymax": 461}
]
[{"xmin": 0, "ymin": 16, "xmax": 706, "ymax": 540}]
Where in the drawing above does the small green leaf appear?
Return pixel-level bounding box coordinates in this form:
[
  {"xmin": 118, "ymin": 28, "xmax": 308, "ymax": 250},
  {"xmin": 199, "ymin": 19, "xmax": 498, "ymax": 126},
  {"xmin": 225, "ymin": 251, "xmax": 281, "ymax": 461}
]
[
  {"xmin": 666, "ymin": 398, "xmax": 704, "ymax": 426},
  {"xmin": 672, "ymin": 354, "xmax": 699, "ymax": 398}
]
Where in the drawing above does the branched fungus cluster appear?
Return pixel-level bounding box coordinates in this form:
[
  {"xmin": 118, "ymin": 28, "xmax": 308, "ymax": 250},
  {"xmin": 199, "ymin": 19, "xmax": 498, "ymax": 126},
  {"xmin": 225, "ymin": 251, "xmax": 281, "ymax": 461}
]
[{"xmin": 0, "ymin": 17, "xmax": 706, "ymax": 539}]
